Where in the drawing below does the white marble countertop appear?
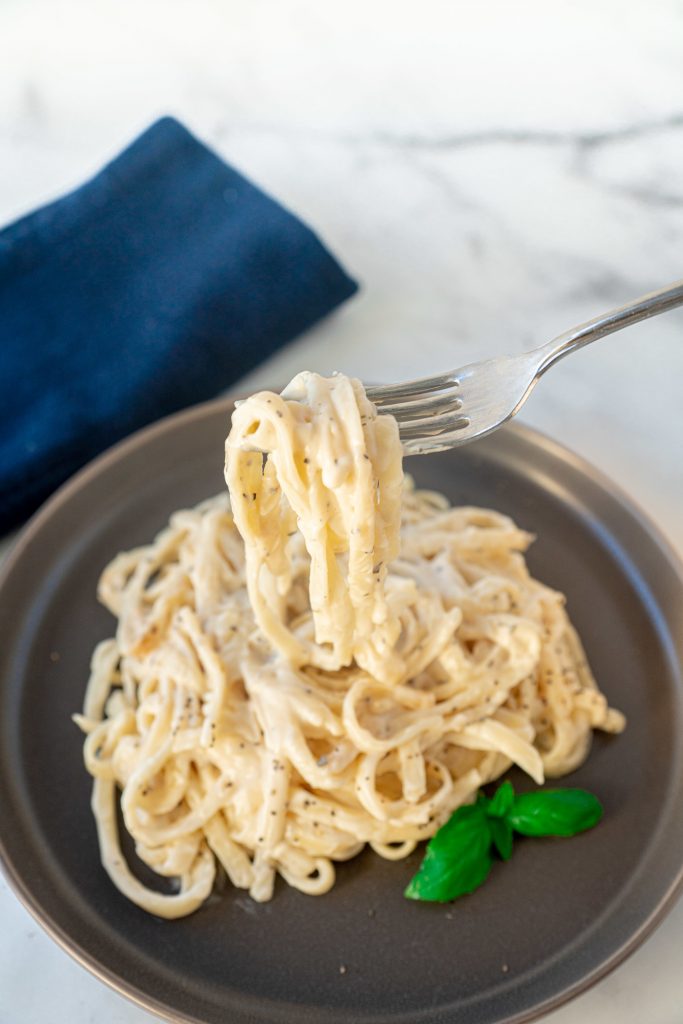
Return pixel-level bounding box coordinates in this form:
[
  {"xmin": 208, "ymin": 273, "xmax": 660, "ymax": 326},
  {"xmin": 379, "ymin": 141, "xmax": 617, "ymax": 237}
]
[{"xmin": 1, "ymin": 1, "xmax": 683, "ymax": 1022}]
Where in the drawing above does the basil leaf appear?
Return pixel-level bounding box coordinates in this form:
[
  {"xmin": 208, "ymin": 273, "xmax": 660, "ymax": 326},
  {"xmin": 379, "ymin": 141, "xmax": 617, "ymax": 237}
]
[
  {"xmin": 508, "ymin": 788, "xmax": 603, "ymax": 837},
  {"xmin": 489, "ymin": 816, "xmax": 514, "ymax": 861},
  {"xmin": 423, "ymin": 798, "xmax": 489, "ymax": 856},
  {"xmin": 404, "ymin": 784, "xmax": 604, "ymax": 905},
  {"xmin": 486, "ymin": 780, "xmax": 515, "ymax": 818},
  {"xmin": 405, "ymin": 805, "xmax": 492, "ymax": 902}
]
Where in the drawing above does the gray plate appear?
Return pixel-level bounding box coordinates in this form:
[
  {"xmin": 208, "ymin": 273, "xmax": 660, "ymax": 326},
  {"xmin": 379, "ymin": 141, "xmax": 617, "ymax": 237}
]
[{"xmin": 1, "ymin": 397, "xmax": 683, "ymax": 1024}]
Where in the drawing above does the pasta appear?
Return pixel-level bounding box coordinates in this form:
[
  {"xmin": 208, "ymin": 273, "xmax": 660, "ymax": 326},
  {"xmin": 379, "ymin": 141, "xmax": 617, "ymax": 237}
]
[{"xmin": 75, "ymin": 371, "xmax": 625, "ymax": 918}]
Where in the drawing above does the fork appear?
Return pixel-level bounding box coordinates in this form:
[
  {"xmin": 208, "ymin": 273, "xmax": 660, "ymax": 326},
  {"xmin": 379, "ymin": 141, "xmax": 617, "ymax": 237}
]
[{"xmin": 366, "ymin": 279, "xmax": 683, "ymax": 455}]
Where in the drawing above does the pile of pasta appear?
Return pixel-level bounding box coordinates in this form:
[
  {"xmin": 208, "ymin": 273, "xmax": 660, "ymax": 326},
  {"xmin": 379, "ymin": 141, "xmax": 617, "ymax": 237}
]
[{"xmin": 75, "ymin": 372, "xmax": 624, "ymax": 917}]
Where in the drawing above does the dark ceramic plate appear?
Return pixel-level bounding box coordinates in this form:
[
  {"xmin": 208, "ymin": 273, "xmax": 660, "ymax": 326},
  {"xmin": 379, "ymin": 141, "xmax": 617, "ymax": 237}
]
[{"xmin": 1, "ymin": 398, "xmax": 683, "ymax": 1024}]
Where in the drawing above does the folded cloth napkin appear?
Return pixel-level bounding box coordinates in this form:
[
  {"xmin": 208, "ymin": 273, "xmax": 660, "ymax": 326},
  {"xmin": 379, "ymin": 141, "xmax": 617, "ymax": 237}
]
[{"xmin": 0, "ymin": 116, "xmax": 357, "ymax": 533}]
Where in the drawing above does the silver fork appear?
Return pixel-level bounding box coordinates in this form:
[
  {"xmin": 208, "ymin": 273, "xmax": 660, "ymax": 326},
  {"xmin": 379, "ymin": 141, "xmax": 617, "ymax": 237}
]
[{"xmin": 366, "ymin": 279, "xmax": 683, "ymax": 455}]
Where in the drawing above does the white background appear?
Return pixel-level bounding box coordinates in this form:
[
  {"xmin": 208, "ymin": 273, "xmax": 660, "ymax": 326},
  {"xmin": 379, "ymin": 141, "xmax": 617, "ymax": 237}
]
[{"xmin": 1, "ymin": 1, "xmax": 683, "ymax": 1022}]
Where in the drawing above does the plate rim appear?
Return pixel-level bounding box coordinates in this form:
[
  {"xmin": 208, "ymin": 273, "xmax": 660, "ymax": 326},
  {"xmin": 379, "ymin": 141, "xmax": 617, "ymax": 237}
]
[{"xmin": 1, "ymin": 395, "xmax": 683, "ymax": 1024}]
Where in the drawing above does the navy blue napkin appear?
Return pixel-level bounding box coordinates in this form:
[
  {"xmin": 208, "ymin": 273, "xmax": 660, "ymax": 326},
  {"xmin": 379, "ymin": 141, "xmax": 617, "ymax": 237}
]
[{"xmin": 0, "ymin": 117, "xmax": 357, "ymax": 533}]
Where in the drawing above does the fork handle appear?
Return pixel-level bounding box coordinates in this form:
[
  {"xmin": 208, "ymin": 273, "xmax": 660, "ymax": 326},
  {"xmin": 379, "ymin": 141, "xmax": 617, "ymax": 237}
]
[{"xmin": 536, "ymin": 278, "xmax": 683, "ymax": 373}]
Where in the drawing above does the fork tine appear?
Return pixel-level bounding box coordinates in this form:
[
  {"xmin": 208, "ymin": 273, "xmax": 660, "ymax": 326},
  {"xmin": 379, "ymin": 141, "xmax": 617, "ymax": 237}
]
[
  {"xmin": 377, "ymin": 390, "xmax": 463, "ymax": 418},
  {"xmin": 397, "ymin": 411, "xmax": 470, "ymax": 438},
  {"xmin": 365, "ymin": 370, "xmax": 459, "ymax": 404},
  {"xmin": 401, "ymin": 422, "xmax": 475, "ymax": 455}
]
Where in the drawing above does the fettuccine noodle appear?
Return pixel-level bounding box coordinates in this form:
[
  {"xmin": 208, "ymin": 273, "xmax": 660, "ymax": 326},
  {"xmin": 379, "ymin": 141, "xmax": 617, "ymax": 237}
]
[{"xmin": 75, "ymin": 372, "xmax": 625, "ymax": 918}]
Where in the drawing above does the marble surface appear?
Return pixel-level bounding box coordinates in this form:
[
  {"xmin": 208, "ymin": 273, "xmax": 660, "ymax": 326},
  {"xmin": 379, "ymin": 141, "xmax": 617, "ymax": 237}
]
[{"xmin": 1, "ymin": 1, "xmax": 683, "ymax": 1022}]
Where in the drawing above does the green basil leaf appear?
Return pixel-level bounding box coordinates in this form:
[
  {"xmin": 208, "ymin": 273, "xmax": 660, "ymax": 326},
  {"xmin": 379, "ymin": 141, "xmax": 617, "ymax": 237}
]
[
  {"xmin": 508, "ymin": 788, "xmax": 603, "ymax": 837},
  {"xmin": 426, "ymin": 802, "xmax": 488, "ymax": 855},
  {"xmin": 405, "ymin": 806, "xmax": 492, "ymax": 902},
  {"xmin": 486, "ymin": 780, "xmax": 515, "ymax": 818},
  {"xmin": 489, "ymin": 816, "xmax": 514, "ymax": 860}
]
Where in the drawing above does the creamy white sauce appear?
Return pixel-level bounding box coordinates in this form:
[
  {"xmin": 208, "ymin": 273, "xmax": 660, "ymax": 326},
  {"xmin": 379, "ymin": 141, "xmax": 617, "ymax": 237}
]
[{"xmin": 76, "ymin": 373, "xmax": 625, "ymax": 917}]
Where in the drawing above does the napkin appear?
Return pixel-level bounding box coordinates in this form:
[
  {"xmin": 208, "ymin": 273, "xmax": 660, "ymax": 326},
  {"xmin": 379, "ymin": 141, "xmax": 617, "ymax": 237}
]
[{"xmin": 0, "ymin": 117, "xmax": 357, "ymax": 533}]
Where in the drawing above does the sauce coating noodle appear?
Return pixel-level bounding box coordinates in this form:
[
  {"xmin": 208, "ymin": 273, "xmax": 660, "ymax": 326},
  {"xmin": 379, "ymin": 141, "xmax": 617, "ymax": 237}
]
[{"xmin": 76, "ymin": 372, "xmax": 625, "ymax": 917}]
